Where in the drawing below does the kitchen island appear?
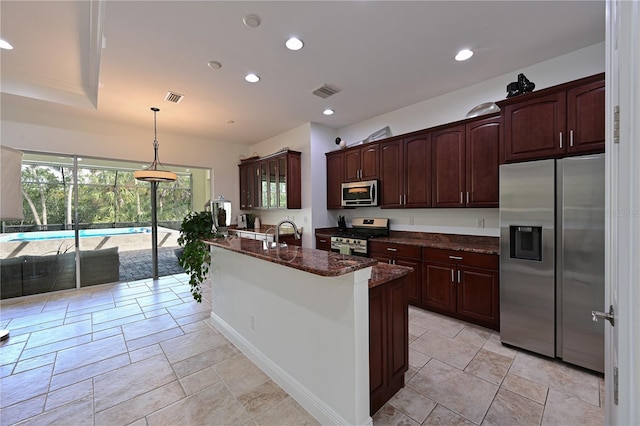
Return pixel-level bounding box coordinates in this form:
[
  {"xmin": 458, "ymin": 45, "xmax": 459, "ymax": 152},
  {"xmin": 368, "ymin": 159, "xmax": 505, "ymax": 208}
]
[{"xmin": 204, "ymin": 236, "xmax": 411, "ymax": 425}]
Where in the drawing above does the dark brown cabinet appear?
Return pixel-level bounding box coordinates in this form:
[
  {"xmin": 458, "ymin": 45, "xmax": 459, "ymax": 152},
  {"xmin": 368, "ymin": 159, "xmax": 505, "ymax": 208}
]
[
  {"xmin": 465, "ymin": 116, "xmax": 500, "ymax": 207},
  {"xmin": 369, "ymin": 275, "xmax": 408, "ymax": 415},
  {"xmin": 325, "ymin": 151, "xmax": 344, "ymax": 209},
  {"xmin": 432, "ymin": 116, "xmax": 499, "ymax": 208},
  {"xmin": 369, "ymin": 241, "xmax": 422, "ymax": 306},
  {"xmin": 238, "ymin": 150, "xmax": 301, "ymax": 210},
  {"xmin": 315, "ymin": 235, "xmax": 331, "ymax": 251},
  {"xmin": 566, "ymin": 79, "xmax": 606, "ymax": 154},
  {"xmin": 500, "ymin": 73, "xmax": 604, "ymax": 163},
  {"xmin": 379, "ymin": 133, "xmax": 432, "ymax": 208},
  {"xmin": 239, "ymin": 161, "xmax": 260, "ymax": 209},
  {"xmin": 422, "ymin": 248, "xmax": 499, "ymax": 330},
  {"xmin": 432, "ymin": 125, "xmax": 466, "ymax": 207},
  {"xmin": 345, "ymin": 144, "xmax": 379, "ymax": 182}
]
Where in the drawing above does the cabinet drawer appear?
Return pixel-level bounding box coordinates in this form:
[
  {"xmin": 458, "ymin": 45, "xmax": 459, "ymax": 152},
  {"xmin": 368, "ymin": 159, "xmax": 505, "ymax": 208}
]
[
  {"xmin": 422, "ymin": 248, "xmax": 497, "ymax": 270},
  {"xmin": 369, "ymin": 241, "xmax": 422, "ymax": 259}
]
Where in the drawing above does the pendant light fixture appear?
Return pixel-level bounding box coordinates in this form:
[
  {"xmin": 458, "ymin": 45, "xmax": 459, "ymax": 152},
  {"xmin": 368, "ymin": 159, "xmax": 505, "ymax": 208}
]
[{"xmin": 134, "ymin": 107, "xmax": 177, "ymax": 182}]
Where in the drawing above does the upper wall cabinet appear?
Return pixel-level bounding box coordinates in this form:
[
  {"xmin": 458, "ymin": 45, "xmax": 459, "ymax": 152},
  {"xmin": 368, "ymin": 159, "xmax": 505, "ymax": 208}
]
[
  {"xmin": 432, "ymin": 115, "xmax": 500, "ymax": 208},
  {"xmin": 380, "ymin": 132, "xmax": 432, "ymax": 208},
  {"xmin": 325, "ymin": 143, "xmax": 380, "ymax": 209},
  {"xmin": 238, "ymin": 150, "xmax": 301, "ymax": 210},
  {"xmin": 326, "ymin": 150, "xmax": 345, "ymax": 210},
  {"xmin": 345, "ymin": 144, "xmax": 380, "ymax": 182},
  {"xmin": 498, "ymin": 73, "xmax": 604, "ymax": 163}
]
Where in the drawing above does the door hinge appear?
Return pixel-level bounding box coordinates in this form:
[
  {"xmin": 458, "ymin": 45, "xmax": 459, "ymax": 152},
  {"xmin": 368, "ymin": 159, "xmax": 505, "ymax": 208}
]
[
  {"xmin": 614, "ymin": 105, "xmax": 620, "ymax": 144},
  {"xmin": 614, "ymin": 366, "xmax": 619, "ymax": 405}
]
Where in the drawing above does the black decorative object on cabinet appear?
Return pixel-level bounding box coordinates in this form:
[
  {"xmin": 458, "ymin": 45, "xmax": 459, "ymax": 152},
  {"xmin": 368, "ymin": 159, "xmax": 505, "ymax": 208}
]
[{"xmin": 506, "ymin": 73, "xmax": 536, "ymax": 98}]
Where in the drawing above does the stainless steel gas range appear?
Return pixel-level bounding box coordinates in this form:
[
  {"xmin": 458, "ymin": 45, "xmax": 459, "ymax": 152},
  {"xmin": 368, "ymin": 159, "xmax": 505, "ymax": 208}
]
[{"xmin": 330, "ymin": 217, "xmax": 389, "ymax": 257}]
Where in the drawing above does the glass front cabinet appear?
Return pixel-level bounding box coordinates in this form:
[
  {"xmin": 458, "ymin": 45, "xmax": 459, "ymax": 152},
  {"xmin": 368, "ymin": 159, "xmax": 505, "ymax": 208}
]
[{"xmin": 239, "ymin": 150, "xmax": 301, "ymax": 210}]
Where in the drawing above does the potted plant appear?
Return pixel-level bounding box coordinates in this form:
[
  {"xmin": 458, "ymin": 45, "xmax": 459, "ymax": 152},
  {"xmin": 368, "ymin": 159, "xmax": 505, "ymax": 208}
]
[{"xmin": 178, "ymin": 211, "xmax": 214, "ymax": 303}]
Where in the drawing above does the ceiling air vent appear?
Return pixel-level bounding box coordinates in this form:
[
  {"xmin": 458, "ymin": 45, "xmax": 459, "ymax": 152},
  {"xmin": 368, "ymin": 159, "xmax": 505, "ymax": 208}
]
[
  {"xmin": 164, "ymin": 91, "xmax": 185, "ymax": 104},
  {"xmin": 312, "ymin": 84, "xmax": 339, "ymax": 99}
]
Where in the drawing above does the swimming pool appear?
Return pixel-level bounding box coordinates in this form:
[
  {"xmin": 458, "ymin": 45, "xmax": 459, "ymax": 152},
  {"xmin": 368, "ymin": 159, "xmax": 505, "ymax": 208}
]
[{"xmin": 0, "ymin": 227, "xmax": 152, "ymax": 243}]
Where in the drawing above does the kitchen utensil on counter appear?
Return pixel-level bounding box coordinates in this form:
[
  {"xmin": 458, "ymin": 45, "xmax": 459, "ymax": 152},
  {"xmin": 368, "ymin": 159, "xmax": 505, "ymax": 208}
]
[{"xmin": 337, "ymin": 215, "xmax": 347, "ymax": 231}]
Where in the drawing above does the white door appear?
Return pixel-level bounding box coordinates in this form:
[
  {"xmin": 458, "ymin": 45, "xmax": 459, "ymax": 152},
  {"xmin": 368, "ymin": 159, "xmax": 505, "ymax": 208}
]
[{"xmin": 605, "ymin": 1, "xmax": 639, "ymax": 424}]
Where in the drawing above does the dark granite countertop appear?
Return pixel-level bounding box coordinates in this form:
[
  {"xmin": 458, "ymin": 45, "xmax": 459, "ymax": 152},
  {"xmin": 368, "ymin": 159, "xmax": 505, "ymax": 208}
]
[
  {"xmin": 369, "ymin": 262, "xmax": 413, "ymax": 289},
  {"xmin": 204, "ymin": 236, "xmax": 377, "ymax": 277},
  {"xmin": 315, "ymin": 228, "xmax": 499, "ymax": 255}
]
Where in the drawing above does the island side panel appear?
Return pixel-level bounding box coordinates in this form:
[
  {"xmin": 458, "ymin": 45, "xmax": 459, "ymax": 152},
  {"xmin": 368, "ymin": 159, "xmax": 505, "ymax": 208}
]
[{"xmin": 209, "ymin": 246, "xmax": 372, "ymax": 426}]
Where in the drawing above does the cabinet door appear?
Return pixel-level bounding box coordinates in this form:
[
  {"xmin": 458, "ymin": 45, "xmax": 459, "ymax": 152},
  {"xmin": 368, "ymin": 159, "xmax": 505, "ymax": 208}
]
[
  {"xmin": 360, "ymin": 144, "xmax": 379, "ymax": 181},
  {"xmin": 503, "ymin": 92, "xmax": 566, "ymax": 162},
  {"xmin": 268, "ymin": 159, "xmax": 277, "ymax": 208},
  {"xmin": 277, "ymin": 156, "xmax": 287, "ymax": 208},
  {"xmin": 326, "ymin": 152, "xmax": 344, "ymax": 209},
  {"xmin": 344, "ymin": 149, "xmax": 361, "ymax": 182},
  {"xmin": 395, "ymin": 257, "xmax": 421, "ymax": 306},
  {"xmin": 404, "ymin": 134, "xmax": 432, "ymax": 208},
  {"xmin": 422, "ymin": 261, "xmax": 457, "ymax": 313},
  {"xmin": 369, "ymin": 284, "xmax": 387, "ymax": 405},
  {"xmin": 379, "ymin": 140, "xmax": 404, "ymax": 208},
  {"xmin": 567, "ymin": 80, "xmax": 605, "ymax": 154},
  {"xmin": 239, "ymin": 164, "xmax": 248, "ymax": 209},
  {"xmin": 466, "ymin": 117, "xmax": 500, "ymax": 207},
  {"xmin": 250, "ymin": 163, "xmax": 261, "ymax": 208},
  {"xmin": 457, "ymin": 266, "xmax": 499, "ymax": 329},
  {"xmin": 285, "ymin": 152, "xmax": 302, "ymax": 209},
  {"xmin": 260, "ymin": 162, "xmax": 268, "ymax": 208},
  {"xmin": 432, "ymin": 125, "xmax": 465, "ymax": 207},
  {"xmin": 387, "ymin": 277, "xmax": 408, "ymax": 380}
]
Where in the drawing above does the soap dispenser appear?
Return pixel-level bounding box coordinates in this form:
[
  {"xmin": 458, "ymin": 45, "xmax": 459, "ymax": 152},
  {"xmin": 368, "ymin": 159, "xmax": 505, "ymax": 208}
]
[{"xmin": 254, "ymin": 217, "xmax": 260, "ymax": 230}]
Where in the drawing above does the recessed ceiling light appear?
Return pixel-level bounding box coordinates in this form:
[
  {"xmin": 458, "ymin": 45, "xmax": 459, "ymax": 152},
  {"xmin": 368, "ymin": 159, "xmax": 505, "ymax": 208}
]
[
  {"xmin": 245, "ymin": 73, "xmax": 260, "ymax": 83},
  {"xmin": 323, "ymin": 109, "xmax": 335, "ymax": 116},
  {"xmin": 243, "ymin": 14, "xmax": 261, "ymax": 28},
  {"xmin": 455, "ymin": 49, "xmax": 474, "ymax": 61},
  {"xmin": 207, "ymin": 61, "xmax": 222, "ymax": 69},
  {"xmin": 0, "ymin": 39, "xmax": 14, "ymax": 50},
  {"xmin": 285, "ymin": 37, "xmax": 304, "ymax": 51}
]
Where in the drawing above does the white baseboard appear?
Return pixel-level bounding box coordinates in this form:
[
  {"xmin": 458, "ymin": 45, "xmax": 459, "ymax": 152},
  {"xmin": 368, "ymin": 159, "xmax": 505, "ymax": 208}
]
[{"xmin": 210, "ymin": 312, "xmax": 373, "ymax": 426}]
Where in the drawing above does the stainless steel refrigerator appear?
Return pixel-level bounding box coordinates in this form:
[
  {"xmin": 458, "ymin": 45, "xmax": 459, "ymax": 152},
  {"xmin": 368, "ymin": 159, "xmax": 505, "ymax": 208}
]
[{"xmin": 499, "ymin": 154, "xmax": 604, "ymax": 373}]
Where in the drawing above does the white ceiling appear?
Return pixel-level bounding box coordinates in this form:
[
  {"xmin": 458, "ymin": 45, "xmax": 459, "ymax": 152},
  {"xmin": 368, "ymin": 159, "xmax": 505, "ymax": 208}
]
[{"xmin": 0, "ymin": 1, "xmax": 605, "ymax": 146}]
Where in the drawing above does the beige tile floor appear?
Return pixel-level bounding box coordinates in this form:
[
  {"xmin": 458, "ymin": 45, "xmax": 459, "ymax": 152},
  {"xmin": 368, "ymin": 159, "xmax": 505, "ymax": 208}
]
[{"xmin": 0, "ymin": 274, "xmax": 604, "ymax": 425}]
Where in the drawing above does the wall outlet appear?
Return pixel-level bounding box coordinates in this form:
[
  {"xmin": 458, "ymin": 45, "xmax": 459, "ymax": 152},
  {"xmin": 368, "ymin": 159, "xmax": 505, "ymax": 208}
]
[
  {"xmin": 409, "ymin": 216, "xmax": 414, "ymax": 225},
  {"xmin": 304, "ymin": 216, "xmax": 308, "ymax": 224},
  {"xmin": 250, "ymin": 315, "xmax": 256, "ymax": 330},
  {"xmin": 476, "ymin": 218, "xmax": 485, "ymax": 228}
]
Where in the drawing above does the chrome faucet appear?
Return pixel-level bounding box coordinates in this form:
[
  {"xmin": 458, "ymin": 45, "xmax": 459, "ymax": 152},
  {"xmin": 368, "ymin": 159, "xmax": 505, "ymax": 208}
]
[{"xmin": 276, "ymin": 219, "xmax": 301, "ymax": 246}]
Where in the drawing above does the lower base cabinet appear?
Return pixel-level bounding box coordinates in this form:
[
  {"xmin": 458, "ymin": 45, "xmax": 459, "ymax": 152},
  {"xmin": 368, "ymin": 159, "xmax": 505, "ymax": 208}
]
[
  {"xmin": 369, "ymin": 275, "xmax": 409, "ymax": 415},
  {"xmin": 422, "ymin": 248, "xmax": 499, "ymax": 330}
]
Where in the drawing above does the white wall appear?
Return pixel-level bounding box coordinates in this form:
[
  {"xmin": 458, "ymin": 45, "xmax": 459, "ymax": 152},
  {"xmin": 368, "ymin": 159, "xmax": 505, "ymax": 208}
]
[
  {"xmin": 238, "ymin": 123, "xmax": 316, "ymax": 246},
  {"xmin": 329, "ymin": 42, "xmax": 605, "ymax": 237},
  {"xmin": 0, "ymin": 103, "xmax": 243, "ymax": 210}
]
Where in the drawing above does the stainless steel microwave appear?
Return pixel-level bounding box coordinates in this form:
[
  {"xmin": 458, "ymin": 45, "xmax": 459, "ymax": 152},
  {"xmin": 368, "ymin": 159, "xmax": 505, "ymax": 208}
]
[{"xmin": 341, "ymin": 180, "xmax": 378, "ymax": 207}]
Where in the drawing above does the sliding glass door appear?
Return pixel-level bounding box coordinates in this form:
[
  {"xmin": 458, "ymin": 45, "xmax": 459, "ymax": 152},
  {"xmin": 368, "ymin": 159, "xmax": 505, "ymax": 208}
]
[{"xmin": 0, "ymin": 151, "xmax": 210, "ymax": 299}]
